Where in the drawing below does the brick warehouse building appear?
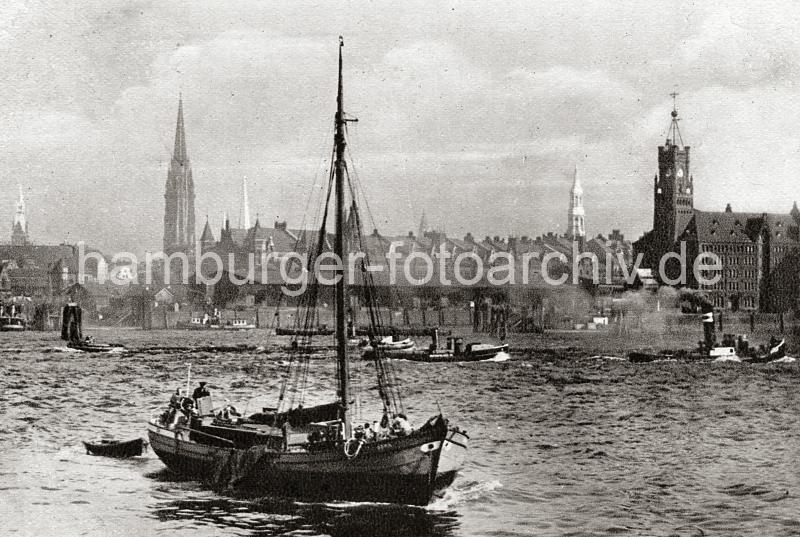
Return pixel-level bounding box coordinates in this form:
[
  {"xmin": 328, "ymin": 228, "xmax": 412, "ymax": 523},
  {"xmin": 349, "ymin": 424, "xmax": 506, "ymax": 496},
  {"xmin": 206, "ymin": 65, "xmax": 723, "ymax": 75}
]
[{"xmin": 634, "ymin": 103, "xmax": 800, "ymax": 311}]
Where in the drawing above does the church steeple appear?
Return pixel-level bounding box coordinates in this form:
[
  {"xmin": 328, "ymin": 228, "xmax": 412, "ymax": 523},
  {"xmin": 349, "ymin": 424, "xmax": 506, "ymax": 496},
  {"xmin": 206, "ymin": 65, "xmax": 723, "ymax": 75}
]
[
  {"xmin": 567, "ymin": 164, "xmax": 585, "ymax": 241},
  {"xmin": 173, "ymin": 94, "xmax": 188, "ymax": 166},
  {"xmin": 240, "ymin": 176, "xmax": 251, "ymax": 229},
  {"xmin": 11, "ymin": 185, "xmax": 28, "ymax": 246},
  {"xmin": 163, "ymin": 95, "xmax": 196, "ymax": 254}
]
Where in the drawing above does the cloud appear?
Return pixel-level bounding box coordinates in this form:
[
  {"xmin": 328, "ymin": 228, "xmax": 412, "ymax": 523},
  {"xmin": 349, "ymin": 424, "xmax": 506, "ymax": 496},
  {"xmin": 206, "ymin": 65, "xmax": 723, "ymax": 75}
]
[
  {"xmin": 0, "ymin": 0, "xmax": 799, "ymax": 254},
  {"xmin": 681, "ymin": 2, "xmax": 800, "ymax": 87}
]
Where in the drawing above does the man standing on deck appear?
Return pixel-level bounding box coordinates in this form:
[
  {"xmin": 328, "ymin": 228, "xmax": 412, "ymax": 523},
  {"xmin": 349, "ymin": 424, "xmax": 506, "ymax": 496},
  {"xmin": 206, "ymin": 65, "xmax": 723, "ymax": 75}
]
[{"xmin": 192, "ymin": 381, "xmax": 210, "ymax": 401}]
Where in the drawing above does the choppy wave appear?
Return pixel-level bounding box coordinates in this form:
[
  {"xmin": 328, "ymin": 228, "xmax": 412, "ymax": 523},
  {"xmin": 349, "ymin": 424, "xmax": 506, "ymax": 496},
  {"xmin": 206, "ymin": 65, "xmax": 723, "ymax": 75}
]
[{"xmin": 1, "ymin": 329, "xmax": 800, "ymax": 536}]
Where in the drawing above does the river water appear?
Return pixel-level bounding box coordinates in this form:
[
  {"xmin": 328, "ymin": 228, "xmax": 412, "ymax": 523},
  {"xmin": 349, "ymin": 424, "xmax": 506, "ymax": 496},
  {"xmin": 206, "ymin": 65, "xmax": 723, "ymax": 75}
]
[{"xmin": 2, "ymin": 329, "xmax": 799, "ymax": 536}]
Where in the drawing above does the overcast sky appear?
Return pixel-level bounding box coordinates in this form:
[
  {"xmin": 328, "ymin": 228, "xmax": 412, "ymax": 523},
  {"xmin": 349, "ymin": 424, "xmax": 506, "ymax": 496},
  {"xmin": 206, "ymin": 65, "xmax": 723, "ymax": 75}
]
[{"xmin": 1, "ymin": 0, "xmax": 799, "ymax": 254}]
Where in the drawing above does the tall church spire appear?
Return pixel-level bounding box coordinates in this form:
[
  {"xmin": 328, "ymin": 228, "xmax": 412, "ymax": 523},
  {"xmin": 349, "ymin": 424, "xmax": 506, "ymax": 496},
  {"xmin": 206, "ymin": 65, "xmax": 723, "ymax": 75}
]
[
  {"xmin": 240, "ymin": 176, "xmax": 251, "ymax": 229},
  {"xmin": 11, "ymin": 185, "xmax": 28, "ymax": 246},
  {"xmin": 163, "ymin": 95, "xmax": 196, "ymax": 254},
  {"xmin": 173, "ymin": 93, "xmax": 188, "ymax": 165},
  {"xmin": 567, "ymin": 164, "xmax": 585, "ymax": 241},
  {"xmin": 14, "ymin": 185, "xmax": 26, "ymax": 231}
]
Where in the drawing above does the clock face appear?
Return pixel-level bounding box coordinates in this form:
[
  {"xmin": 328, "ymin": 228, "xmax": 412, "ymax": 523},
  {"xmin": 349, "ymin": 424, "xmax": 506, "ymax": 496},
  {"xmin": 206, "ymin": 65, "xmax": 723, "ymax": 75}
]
[{"xmin": 677, "ymin": 167, "xmax": 684, "ymax": 178}]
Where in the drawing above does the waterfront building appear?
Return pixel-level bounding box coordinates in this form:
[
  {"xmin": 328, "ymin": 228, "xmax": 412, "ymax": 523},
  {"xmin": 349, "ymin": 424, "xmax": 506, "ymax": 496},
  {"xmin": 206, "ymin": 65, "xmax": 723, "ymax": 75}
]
[{"xmin": 634, "ymin": 101, "xmax": 800, "ymax": 311}]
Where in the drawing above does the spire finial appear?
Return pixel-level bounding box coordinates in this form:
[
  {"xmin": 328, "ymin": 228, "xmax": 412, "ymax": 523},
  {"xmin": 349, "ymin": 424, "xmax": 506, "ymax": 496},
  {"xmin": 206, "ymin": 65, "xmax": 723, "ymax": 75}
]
[
  {"xmin": 670, "ymin": 90, "xmax": 679, "ymax": 117},
  {"xmin": 666, "ymin": 90, "xmax": 684, "ymax": 147},
  {"xmin": 571, "ymin": 163, "xmax": 582, "ymax": 192}
]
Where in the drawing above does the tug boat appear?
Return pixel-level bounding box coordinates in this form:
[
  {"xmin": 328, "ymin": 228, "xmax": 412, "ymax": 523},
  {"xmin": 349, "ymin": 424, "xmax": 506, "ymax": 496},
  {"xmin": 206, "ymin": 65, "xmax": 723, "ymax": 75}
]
[
  {"xmin": 364, "ymin": 331, "xmax": 509, "ymax": 362},
  {"xmin": 62, "ymin": 303, "xmax": 124, "ymax": 353},
  {"xmin": 176, "ymin": 314, "xmax": 223, "ymax": 330},
  {"xmin": 627, "ymin": 305, "xmax": 786, "ymax": 363},
  {"xmin": 147, "ymin": 39, "xmax": 468, "ymax": 506}
]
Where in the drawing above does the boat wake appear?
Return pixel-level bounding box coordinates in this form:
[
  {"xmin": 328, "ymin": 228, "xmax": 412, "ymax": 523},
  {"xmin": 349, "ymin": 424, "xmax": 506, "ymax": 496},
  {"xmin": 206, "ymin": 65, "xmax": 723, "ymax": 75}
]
[
  {"xmin": 427, "ymin": 479, "xmax": 503, "ymax": 511},
  {"xmin": 483, "ymin": 352, "xmax": 510, "ymax": 362},
  {"xmin": 49, "ymin": 346, "xmax": 82, "ymax": 353}
]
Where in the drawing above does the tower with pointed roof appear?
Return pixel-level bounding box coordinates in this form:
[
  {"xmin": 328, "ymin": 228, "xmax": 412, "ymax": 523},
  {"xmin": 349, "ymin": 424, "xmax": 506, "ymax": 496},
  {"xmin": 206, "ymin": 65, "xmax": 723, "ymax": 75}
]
[
  {"xmin": 653, "ymin": 94, "xmax": 693, "ymax": 250},
  {"xmin": 199, "ymin": 216, "xmax": 215, "ymax": 253},
  {"xmin": 11, "ymin": 185, "xmax": 28, "ymax": 246},
  {"xmin": 163, "ymin": 96, "xmax": 196, "ymax": 254},
  {"xmin": 567, "ymin": 164, "xmax": 585, "ymax": 242},
  {"xmin": 239, "ymin": 176, "xmax": 251, "ymax": 229},
  {"xmin": 418, "ymin": 210, "xmax": 429, "ymax": 239}
]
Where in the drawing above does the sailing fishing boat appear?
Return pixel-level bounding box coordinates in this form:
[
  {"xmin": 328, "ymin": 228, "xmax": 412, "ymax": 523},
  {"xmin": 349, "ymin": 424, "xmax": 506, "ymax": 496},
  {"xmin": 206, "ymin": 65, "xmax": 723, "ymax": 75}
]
[
  {"xmin": 61, "ymin": 303, "xmax": 124, "ymax": 352},
  {"xmin": 147, "ymin": 38, "xmax": 468, "ymax": 505}
]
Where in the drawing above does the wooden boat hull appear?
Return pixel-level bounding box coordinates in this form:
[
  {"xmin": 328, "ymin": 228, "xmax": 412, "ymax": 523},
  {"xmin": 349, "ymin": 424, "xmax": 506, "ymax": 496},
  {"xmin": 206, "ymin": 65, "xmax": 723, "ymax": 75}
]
[
  {"xmin": 68, "ymin": 342, "xmax": 124, "ymax": 353},
  {"xmin": 147, "ymin": 418, "xmax": 464, "ymax": 505},
  {"xmin": 83, "ymin": 438, "xmax": 146, "ymax": 457},
  {"xmin": 627, "ymin": 352, "xmax": 675, "ymax": 363}
]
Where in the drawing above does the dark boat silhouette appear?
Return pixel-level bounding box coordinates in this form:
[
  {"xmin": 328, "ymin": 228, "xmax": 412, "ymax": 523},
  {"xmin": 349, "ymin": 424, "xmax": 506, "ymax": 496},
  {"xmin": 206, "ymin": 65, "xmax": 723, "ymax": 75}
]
[
  {"xmin": 627, "ymin": 305, "xmax": 786, "ymax": 363},
  {"xmin": 83, "ymin": 438, "xmax": 146, "ymax": 457},
  {"xmin": 61, "ymin": 303, "xmax": 124, "ymax": 352}
]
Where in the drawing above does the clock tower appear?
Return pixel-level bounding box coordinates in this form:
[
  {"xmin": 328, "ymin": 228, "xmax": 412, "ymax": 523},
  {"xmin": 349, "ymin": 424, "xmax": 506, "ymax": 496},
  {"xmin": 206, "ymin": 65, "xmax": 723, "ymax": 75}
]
[{"xmin": 653, "ymin": 97, "xmax": 693, "ymax": 251}]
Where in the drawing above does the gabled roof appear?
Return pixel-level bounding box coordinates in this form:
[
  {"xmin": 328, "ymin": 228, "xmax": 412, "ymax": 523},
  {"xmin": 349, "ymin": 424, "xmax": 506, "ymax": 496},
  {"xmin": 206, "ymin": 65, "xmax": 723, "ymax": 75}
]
[
  {"xmin": 684, "ymin": 209, "xmax": 798, "ymax": 245},
  {"xmin": 689, "ymin": 211, "xmax": 753, "ymax": 243}
]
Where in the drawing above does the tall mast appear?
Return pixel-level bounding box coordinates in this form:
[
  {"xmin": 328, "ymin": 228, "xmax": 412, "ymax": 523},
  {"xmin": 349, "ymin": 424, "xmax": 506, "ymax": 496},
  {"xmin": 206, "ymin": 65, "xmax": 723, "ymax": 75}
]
[{"xmin": 334, "ymin": 36, "xmax": 350, "ymax": 435}]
